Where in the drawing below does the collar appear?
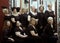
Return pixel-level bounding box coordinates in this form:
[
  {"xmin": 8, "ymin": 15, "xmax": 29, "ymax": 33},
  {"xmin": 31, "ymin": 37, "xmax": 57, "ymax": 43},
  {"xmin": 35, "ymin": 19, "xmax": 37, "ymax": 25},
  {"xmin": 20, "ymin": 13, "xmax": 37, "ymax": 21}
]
[{"xmin": 30, "ymin": 11, "xmax": 37, "ymax": 16}]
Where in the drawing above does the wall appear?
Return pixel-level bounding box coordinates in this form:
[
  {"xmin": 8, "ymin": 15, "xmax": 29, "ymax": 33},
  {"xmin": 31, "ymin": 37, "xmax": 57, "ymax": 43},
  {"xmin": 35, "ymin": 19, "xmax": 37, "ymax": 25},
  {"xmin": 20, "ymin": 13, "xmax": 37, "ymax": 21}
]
[{"xmin": 0, "ymin": 0, "xmax": 9, "ymax": 42}]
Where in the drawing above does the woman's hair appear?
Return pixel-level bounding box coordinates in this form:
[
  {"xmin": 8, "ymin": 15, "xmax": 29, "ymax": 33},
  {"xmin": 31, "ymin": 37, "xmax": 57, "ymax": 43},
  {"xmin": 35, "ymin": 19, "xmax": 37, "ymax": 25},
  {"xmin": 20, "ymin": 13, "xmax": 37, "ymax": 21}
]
[
  {"xmin": 29, "ymin": 18, "xmax": 36, "ymax": 24},
  {"xmin": 39, "ymin": 5, "xmax": 44, "ymax": 10},
  {"xmin": 16, "ymin": 7, "xmax": 20, "ymax": 12},
  {"xmin": 20, "ymin": 8, "xmax": 26, "ymax": 14},
  {"xmin": 3, "ymin": 21, "xmax": 12, "ymax": 30},
  {"xmin": 48, "ymin": 4, "xmax": 52, "ymax": 7},
  {"xmin": 11, "ymin": 7, "xmax": 17, "ymax": 11},
  {"xmin": 47, "ymin": 17, "xmax": 53, "ymax": 21}
]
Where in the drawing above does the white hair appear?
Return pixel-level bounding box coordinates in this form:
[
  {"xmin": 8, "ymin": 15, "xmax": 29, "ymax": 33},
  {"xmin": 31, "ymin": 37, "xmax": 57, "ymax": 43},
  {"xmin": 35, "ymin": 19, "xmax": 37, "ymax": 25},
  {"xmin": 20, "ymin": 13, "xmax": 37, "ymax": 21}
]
[{"xmin": 47, "ymin": 17, "xmax": 53, "ymax": 21}]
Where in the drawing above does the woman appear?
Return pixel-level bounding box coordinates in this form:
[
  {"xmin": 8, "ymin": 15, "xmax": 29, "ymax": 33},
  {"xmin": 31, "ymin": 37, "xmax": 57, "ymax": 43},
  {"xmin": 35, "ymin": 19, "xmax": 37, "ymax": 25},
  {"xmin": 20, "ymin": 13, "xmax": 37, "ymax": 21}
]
[
  {"xmin": 27, "ymin": 18, "xmax": 40, "ymax": 43},
  {"xmin": 3, "ymin": 21, "xmax": 15, "ymax": 43},
  {"xmin": 14, "ymin": 21, "xmax": 28, "ymax": 43},
  {"xmin": 43, "ymin": 17, "xmax": 58, "ymax": 43},
  {"xmin": 19, "ymin": 8, "xmax": 29, "ymax": 28},
  {"xmin": 11, "ymin": 7, "xmax": 20, "ymax": 28},
  {"xmin": 37, "ymin": 5, "xmax": 45, "ymax": 36},
  {"xmin": 2, "ymin": 7, "xmax": 11, "ymax": 21},
  {"xmin": 11, "ymin": 7, "xmax": 20, "ymax": 22}
]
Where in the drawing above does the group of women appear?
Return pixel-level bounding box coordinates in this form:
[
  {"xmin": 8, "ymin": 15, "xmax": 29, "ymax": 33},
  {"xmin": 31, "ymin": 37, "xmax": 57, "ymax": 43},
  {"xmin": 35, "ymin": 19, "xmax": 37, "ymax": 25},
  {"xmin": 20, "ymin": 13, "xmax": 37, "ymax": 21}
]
[{"xmin": 2, "ymin": 4, "xmax": 58, "ymax": 43}]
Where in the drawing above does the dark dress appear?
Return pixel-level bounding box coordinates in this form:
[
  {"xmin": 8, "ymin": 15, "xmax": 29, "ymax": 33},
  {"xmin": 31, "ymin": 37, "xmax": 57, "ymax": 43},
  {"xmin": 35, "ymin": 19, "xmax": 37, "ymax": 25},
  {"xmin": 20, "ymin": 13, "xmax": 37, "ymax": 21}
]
[
  {"xmin": 4, "ymin": 15, "xmax": 11, "ymax": 21},
  {"xmin": 45, "ymin": 10, "xmax": 54, "ymax": 18},
  {"xmin": 14, "ymin": 26, "xmax": 27, "ymax": 43},
  {"xmin": 29, "ymin": 12, "xmax": 38, "ymax": 19},
  {"xmin": 26, "ymin": 25, "xmax": 41, "ymax": 43},
  {"xmin": 37, "ymin": 12, "xmax": 45, "ymax": 36},
  {"xmin": 43, "ymin": 24, "xmax": 58, "ymax": 43},
  {"xmin": 11, "ymin": 15, "xmax": 20, "ymax": 21},
  {"xmin": 45, "ymin": 10, "xmax": 55, "ymax": 25},
  {"xmin": 19, "ymin": 14, "xmax": 29, "ymax": 28},
  {"xmin": 3, "ymin": 28, "xmax": 14, "ymax": 43},
  {"xmin": 11, "ymin": 15, "xmax": 20, "ymax": 28}
]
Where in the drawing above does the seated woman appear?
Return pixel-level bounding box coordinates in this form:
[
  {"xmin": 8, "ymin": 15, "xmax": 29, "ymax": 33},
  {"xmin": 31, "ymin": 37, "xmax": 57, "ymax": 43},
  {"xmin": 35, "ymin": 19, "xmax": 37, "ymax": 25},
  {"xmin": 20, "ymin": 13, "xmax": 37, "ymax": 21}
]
[
  {"xmin": 3, "ymin": 21, "xmax": 15, "ymax": 43},
  {"xmin": 44, "ymin": 17, "xmax": 58, "ymax": 43},
  {"xmin": 14, "ymin": 21, "xmax": 28, "ymax": 43},
  {"xmin": 27, "ymin": 18, "xmax": 40, "ymax": 43}
]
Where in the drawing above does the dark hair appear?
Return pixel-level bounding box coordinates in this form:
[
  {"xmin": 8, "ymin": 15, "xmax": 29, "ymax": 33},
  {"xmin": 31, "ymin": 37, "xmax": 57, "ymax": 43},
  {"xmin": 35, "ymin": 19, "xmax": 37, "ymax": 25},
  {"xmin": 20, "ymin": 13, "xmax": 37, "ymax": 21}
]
[
  {"xmin": 39, "ymin": 6, "xmax": 44, "ymax": 10},
  {"xmin": 11, "ymin": 7, "xmax": 17, "ymax": 11},
  {"xmin": 16, "ymin": 7, "xmax": 20, "ymax": 12},
  {"xmin": 2, "ymin": 6, "xmax": 8, "ymax": 9}
]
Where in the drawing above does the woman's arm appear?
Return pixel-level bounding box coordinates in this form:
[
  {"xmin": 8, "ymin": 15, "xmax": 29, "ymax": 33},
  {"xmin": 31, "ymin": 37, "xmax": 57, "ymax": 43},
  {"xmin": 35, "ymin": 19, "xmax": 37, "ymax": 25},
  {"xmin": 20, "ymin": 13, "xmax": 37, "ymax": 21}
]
[
  {"xmin": 8, "ymin": 37, "xmax": 15, "ymax": 42},
  {"xmin": 30, "ymin": 31, "xmax": 38, "ymax": 36},
  {"xmin": 15, "ymin": 31, "xmax": 28, "ymax": 38},
  {"xmin": 28, "ymin": 15, "xmax": 31, "ymax": 21}
]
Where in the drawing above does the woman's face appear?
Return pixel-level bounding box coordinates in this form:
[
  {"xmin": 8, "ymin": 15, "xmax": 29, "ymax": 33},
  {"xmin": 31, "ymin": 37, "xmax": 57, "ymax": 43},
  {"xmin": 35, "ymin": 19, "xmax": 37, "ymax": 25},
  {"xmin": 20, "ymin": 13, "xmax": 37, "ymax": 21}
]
[
  {"xmin": 7, "ymin": 21, "xmax": 11, "ymax": 27},
  {"xmin": 2, "ymin": 9, "xmax": 9, "ymax": 14},
  {"xmin": 48, "ymin": 18, "xmax": 53, "ymax": 24},
  {"xmin": 48, "ymin": 5, "xmax": 52, "ymax": 10},
  {"xmin": 39, "ymin": 6, "xmax": 44, "ymax": 12},
  {"xmin": 31, "ymin": 6, "xmax": 36, "ymax": 12},
  {"xmin": 13, "ymin": 9, "xmax": 17, "ymax": 13}
]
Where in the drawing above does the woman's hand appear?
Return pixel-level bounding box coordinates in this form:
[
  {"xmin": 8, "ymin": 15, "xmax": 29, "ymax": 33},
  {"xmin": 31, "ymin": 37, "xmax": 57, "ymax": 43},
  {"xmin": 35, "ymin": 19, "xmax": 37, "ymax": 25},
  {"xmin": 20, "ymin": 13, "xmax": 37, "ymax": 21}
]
[
  {"xmin": 11, "ymin": 18, "xmax": 16, "ymax": 23},
  {"xmin": 8, "ymin": 37, "xmax": 15, "ymax": 42}
]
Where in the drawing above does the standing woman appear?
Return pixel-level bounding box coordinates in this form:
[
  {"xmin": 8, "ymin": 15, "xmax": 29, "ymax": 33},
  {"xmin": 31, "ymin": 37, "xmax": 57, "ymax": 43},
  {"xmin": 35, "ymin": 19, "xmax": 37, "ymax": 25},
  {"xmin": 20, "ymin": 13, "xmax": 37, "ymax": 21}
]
[
  {"xmin": 19, "ymin": 8, "xmax": 29, "ymax": 28},
  {"xmin": 27, "ymin": 18, "xmax": 40, "ymax": 43},
  {"xmin": 11, "ymin": 7, "xmax": 20, "ymax": 27},
  {"xmin": 37, "ymin": 5, "xmax": 45, "ymax": 43},
  {"xmin": 2, "ymin": 7, "xmax": 11, "ymax": 21},
  {"xmin": 14, "ymin": 21, "xmax": 28, "ymax": 43},
  {"xmin": 11, "ymin": 7, "xmax": 20, "ymax": 22},
  {"xmin": 37, "ymin": 5, "xmax": 45, "ymax": 36},
  {"xmin": 3, "ymin": 21, "xmax": 15, "ymax": 43}
]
